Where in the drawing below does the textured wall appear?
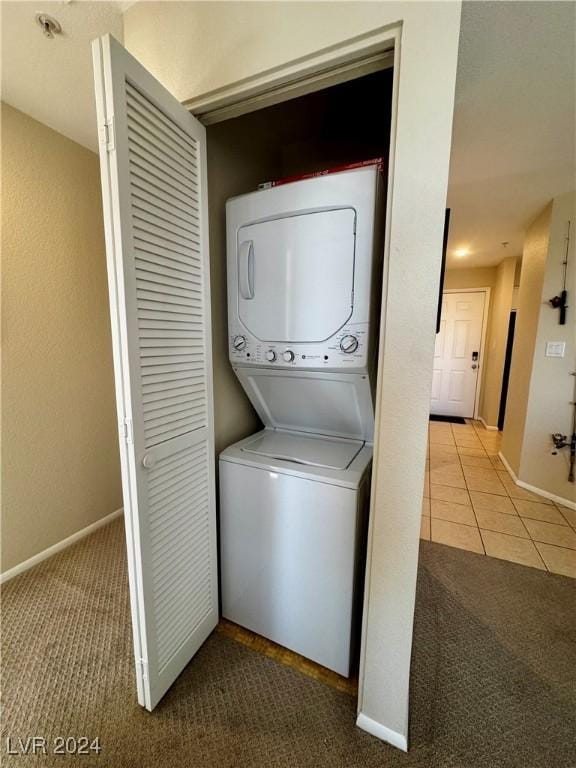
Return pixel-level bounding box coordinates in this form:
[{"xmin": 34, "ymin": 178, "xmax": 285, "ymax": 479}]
[
  {"xmin": 501, "ymin": 204, "xmax": 552, "ymax": 473},
  {"xmin": 512, "ymin": 193, "xmax": 576, "ymax": 502},
  {"xmin": 1, "ymin": 104, "xmax": 122, "ymax": 573},
  {"xmin": 124, "ymin": 0, "xmax": 462, "ymax": 745},
  {"xmin": 444, "ymin": 266, "xmax": 497, "ymax": 290}
]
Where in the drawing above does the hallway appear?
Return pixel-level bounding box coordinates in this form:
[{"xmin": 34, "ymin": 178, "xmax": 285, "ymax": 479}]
[{"xmin": 422, "ymin": 420, "xmax": 576, "ymax": 577}]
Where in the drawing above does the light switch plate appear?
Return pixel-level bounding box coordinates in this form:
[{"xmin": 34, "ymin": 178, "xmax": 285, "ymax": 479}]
[{"xmin": 545, "ymin": 341, "xmax": 566, "ymax": 358}]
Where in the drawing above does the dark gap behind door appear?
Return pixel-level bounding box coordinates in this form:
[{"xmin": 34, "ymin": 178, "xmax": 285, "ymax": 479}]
[{"xmin": 498, "ymin": 311, "xmax": 516, "ymax": 431}]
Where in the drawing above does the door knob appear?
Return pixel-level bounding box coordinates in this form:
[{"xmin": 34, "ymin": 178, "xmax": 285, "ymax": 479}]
[
  {"xmin": 142, "ymin": 452, "xmax": 157, "ymax": 469},
  {"xmin": 471, "ymin": 363, "xmax": 478, "ymax": 370}
]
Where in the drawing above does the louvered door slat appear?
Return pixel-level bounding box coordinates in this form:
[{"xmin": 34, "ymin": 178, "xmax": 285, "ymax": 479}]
[
  {"xmin": 142, "ymin": 375, "xmax": 203, "ymax": 393},
  {"xmin": 134, "ymin": 226, "xmax": 201, "ymax": 258},
  {"xmin": 149, "ymin": 467, "xmax": 207, "ymax": 504},
  {"xmin": 134, "ymin": 209, "xmax": 201, "ymax": 246},
  {"xmin": 151, "ymin": 513, "xmax": 209, "ymax": 566},
  {"xmin": 93, "ymin": 34, "xmax": 218, "ymax": 712},
  {"xmin": 136, "ymin": 269, "xmax": 202, "ymax": 288},
  {"xmin": 151, "ymin": 481, "xmax": 209, "ymax": 528},
  {"xmin": 141, "ymin": 362, "xmax": 197, "ymax": 377},
  {"xmin": 149, "ymin": 491, "xmax": 210, "ymax": 535},
  {"xmin": 126, "ymin": 106, "xmax": 199, "ymax": 173},
  {"xmin": 143, "ymin": 387, "xmax": 203, "ymax": 406},
  {"xmin": 131, "ymin": 173, "xmax": 200, "ymax": 218},
  {"xmin": 144, "ymin": 397, "xmax": 205, "ymax": 421},
  {"xmin": 132, "ymin": 186, "xmax": 199, "ymax": 227},
  {"xmin": 140, "ymin": 327, "xmax": 202, "ymax": 339},
  {"xmin": 148, "ymin": 443, "xmax": 206, "ymax": 486},
  {"xmin": 128, "ymin": 125, "xmax": 199, "ymax": 184},
  {"xmin": 137, "ymin": 281, "xmax": 202, "ymax": 300},
  {"xmin": 145, "ymin": 396, "xmax": 205, "ymax": 418},
  {"xmin": 133, "ymin": 196, "xmax": 201, "ymax": 237},
  {"xmin": 150, "ymin": 490, "xmax": 208, "ymax": 533},
  {"xmin": 135, "ymin": 228, "xmax": 200, "ymax": 258},
  {"xmin": 134, "ymin": 211, "xmax": 200, "ymax": 248},
  {"xmin": 126, "ymin": 82, "xmax": 198, "ymax": 152},
  {"xmin": 135, "ymin": 239, "xmax": 201, "ymax": 266},
  {"xmin": 129, "ymin": 143, "xmax": 197, "ymax": 195}
]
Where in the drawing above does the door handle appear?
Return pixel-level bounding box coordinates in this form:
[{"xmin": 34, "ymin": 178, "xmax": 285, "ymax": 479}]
[
  {"xmin": 142, "ymin": 452, "xmax": 157, "ymax": 469},
  {"xmin": 238, "ymin": 241, "xmax": 254, "ymax": 300},
  {"xmin": 471, "ymin": 364, "xmax": 478, "ymax": 370}
]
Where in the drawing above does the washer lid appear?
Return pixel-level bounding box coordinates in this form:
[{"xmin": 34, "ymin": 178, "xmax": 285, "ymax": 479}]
[
  {"xmin": 234, "ymin": 368, "xmax": 374, "ymax": 441},
  {"xmin": 240, "ymin": 430, "xmax": 363, "ymax": 470}
]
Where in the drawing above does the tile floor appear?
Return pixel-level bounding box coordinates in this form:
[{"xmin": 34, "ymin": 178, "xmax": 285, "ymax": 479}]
[{"xmin": 421, "ymin": 419, "xmax": 576, "ymax": 578}]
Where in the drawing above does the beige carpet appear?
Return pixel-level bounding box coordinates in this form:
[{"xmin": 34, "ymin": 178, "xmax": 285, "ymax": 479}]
[{"xmin": 2, "ymin": 518, "xmax": 575, "ymax": 767}]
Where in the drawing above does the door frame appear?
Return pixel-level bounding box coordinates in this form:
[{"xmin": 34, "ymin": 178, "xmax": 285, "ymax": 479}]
[
  {"xmin": 441, "ymin": 288, "xmax": 491, "ymax": 420},
  {"xmin": 184, "ymin": 26, "xmax": 395, "ymax": 125},
  {"xmin": 175, "ymin": 15, "xmax": 461, "ymax": 750},
  {"xmin": 185, "ymin": 21, "xmax": 402, "ymax": 741}
]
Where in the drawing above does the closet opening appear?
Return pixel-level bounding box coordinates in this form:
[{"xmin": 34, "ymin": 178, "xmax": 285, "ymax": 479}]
[{"xmin": 205, "ymin": 66, "xmax": 393, "ymax": 696}]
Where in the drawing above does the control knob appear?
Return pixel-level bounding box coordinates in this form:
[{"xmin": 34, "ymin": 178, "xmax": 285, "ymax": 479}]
[
  {"xmin": 282, "ymin": 350, "xmax": 295, "ymax": 363},
  {"xmin": 233, "ymin": 335, "xmax": 246, "ymax": 351},
  {"xmin": 340, "ymin": 335, "xmax": 359, "ymax": 354},
  {"xmin": 265, "ymin": 350, "xmax": 276, "ymax": 362}
]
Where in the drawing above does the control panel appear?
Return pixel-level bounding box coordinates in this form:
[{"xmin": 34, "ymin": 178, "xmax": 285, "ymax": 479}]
[{"xmin": 229, "ymin": 322, "xmax": 370, "ymax": 372}]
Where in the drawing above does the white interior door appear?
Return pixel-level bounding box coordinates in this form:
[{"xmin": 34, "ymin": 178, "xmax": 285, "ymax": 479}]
[
  {"xmin": 92, "ymin": 34, "xmax": 218, "ymax": 710},
  {"xmin": 430, "ymin": 291, "xmax": 485, "ymax": 418}
]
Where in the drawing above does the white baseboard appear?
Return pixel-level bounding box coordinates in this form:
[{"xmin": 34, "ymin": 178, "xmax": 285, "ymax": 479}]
[
  {"xmin": 498, "ymin": 452, "xmax": 576, "ymax": 511},
  {"xmin": 478, "ymin": 416, "xmax": 498, "ymax": 431},
  {"xmin": 0, "ymin": 508, "xmax": 123, "ymax": 584},
  {"xmin": 498, "ymin": 451, "xmax": 518, "ymax": 481},
  {"xmin": 356, "ymin": 713, "xmax": 408, "ymax": 752}
]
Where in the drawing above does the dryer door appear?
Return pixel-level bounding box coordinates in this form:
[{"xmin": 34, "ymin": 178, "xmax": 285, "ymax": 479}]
[{"xmin": 237, "ymin": 208, "xmax": 356, "ymax": 343}]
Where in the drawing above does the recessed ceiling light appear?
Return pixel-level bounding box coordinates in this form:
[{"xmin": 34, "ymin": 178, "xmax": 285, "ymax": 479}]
[{"xmin": 453, "ymin": 248, "xmax": 470, "ymax": 258}]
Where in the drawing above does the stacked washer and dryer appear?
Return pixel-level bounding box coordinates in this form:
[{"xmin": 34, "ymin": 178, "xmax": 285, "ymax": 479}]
[{"xmin": 219, "ymin": 165, "xmax": 383, "ymax": 678}]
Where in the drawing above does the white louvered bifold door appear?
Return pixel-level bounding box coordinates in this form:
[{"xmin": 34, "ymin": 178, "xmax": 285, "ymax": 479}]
[{"xmin": 92, "ymin": 35, "xmax": 218, "ymax": 711}]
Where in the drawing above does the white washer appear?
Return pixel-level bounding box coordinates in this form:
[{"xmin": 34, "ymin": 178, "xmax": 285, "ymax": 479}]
[{"xmin": 220, "ymin": 429, "xmax": 371, "ymax": 677}]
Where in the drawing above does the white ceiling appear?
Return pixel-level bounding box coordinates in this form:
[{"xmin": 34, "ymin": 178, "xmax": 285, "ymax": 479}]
[
  {"xmin": 1, "ymin": 1, "xmax": 574, "ymax": 269},
  {"xmin": 446, "ymin": 1, "xmax": 575, "ymax": 268},
  {"xmin": 0, "ymin": 1, "xmax": 124, "ymax": 152}
]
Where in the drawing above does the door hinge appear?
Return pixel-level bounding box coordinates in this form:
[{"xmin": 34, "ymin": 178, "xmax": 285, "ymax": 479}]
[
  {"xmin": 136, "ymin": 657, "xmax": 148, "ymax": 681},
  {"xmin": 119, "ymin": 417, "xmax": 133, "ymax": 444},
  {"xmin": 99, "ymin": 117, "xmax": 116, "ymax": 152}
]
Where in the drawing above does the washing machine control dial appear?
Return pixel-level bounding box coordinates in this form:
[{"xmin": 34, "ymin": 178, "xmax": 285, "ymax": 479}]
[
  {"xmin": 233, "ymin": 335, "xmax": 246, "ymax": 351},
  {"xmin": 265, "ymin": 350, "xmax": 276, "ymax": 362},
  {"xmin": 282, "ymin": 350, "xmax": 295, "ymax": 363},
  {"xmin": 340, "ymin": 335, "xmax": 359, "ymax": 354}
]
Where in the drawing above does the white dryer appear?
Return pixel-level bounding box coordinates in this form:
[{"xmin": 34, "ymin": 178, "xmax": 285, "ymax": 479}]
[
  {"xmin": 220, "ymin": 166, "xmax": 383, "ymax": 676},
  {"xmin": 226, "ymin": 165, "xmax": 382, "ymax": 374}
]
